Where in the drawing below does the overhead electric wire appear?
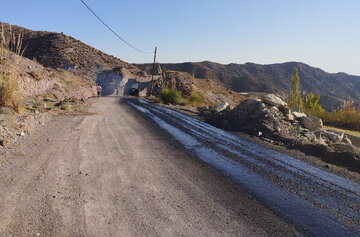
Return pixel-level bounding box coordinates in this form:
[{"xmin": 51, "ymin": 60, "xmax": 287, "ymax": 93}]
[{"xmin": 80, "ymin": 0, "xmax": 151, "ymax": 54}]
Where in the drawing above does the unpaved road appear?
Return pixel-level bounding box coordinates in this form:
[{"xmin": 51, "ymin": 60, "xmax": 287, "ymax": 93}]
[{"xmin": 0, "ymin": 97, "xmax": 303, "ymax": 237}]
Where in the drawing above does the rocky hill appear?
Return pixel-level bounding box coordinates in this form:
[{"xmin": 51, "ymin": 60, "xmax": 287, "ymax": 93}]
[
  {"xmin": 1, "ymin": 22, "xmax": 144, "ymax": 81},
  {"xmin": 138, "ymin": 61, "xmax": 360, "ymax": 110}
]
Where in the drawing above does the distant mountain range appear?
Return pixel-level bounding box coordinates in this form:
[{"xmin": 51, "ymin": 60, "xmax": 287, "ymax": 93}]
[{"xmin": 138, "ymin": 61, "xmax": 360, "ymax": 110}]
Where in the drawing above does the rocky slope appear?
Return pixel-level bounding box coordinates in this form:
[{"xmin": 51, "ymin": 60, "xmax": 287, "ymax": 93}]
[
  {"xmin": 205, "ymin": 94, "xmax": 360, "ymax": 172},
  {"xmin": 0, "ymin": 49, "xmax": 96, "ymax": 147},
  {"xmin": 138, "ymin": 61, "xmax": 360, "ymax": 111},
  {"xmin": 0, "ymin": 49, "xmax": 95, "ymax": 101},
  {"xmin": 1, "ymin": 22, "xmax": 144, "ymax": 81}
]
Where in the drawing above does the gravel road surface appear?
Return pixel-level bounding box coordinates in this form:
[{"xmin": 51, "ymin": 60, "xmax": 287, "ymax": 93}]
[
  {"xmin": 128, "ymin": 98, "xmax": 360, "ymax": 237},
  {"xmin": 0, "ymin": 97, "xmax": 303, "ymax": 237}
]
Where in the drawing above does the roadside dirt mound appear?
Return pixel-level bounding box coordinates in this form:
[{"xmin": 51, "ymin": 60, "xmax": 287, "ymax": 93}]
[{"xmin": 207, "ymin": 94, "xmax": 360, "ymax": 172}]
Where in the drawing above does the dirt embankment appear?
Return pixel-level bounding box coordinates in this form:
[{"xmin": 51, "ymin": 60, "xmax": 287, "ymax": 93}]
[{"xmin": 0, "ymin": 49, "xmax": 96, "ymax": 147}]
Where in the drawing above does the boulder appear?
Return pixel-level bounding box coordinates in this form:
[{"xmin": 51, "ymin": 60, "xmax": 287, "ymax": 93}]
[
  {"xmin": 213, "ymin": 102, "xmax": 229, "ymax": 113},
  {"xmin": 322, "ymin": 130, "xmax": 344, "ymax": 143},
  {"xmin": 279, "ymin": 106, "xmax": 291, "ymax": 115},
  {"xmin": 314, "ymin": 137, "xmax": 328, "ymax": 146},
  {"xmin": 300, "ymin": 115, "xmax": 323, "ymax": 131},
  {"xmin": 332, "ymin": 143, "xmax": 359, "ymax": 153},
  {"xmin": 237, "ymin": 99, "xmax": 264, "ymax": 114},
  {"xmin": 292, "ymin": 111, "xmax": 307, "ymax": 119},
  {"xmin": 304, "ymin": 132, "xmax": 316, "ymax": 142},
  {"xmin": 285, "ymin": 114, "xmax": 295, "ymax": 121},
  {"xmin": 342, "ymin": 135, "xmax": 352, "ymax": 145},
  {"xmin": 262, "ymin": 94, "xmax": 287, "ymax": 108},
  {"xmin": 313, "ymin": 130, "xmax": 322, "ymax": 139},
  {"xmin": 346, "ymin": 134, "xmax": 360, "ymax": 148}
]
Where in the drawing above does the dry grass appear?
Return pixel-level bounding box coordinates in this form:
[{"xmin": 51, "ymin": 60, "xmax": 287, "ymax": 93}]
[
  {"xmin": 307, "ymin": 100, "xmax": 360, "ymax": 132},
  {"xmin": 0, "ymin": 70, "xmax": 22, "ymax": 112},
  {"xmin": 29, "ymin": 71, "xmax": 42, "ymax": 81},
  {"xmin": 323, "ymin": 126, "xmax": 360, "ymax": 138},
  {"xmin": 1, "ymin": 23, "xmax": 26, "ymax": 56}
]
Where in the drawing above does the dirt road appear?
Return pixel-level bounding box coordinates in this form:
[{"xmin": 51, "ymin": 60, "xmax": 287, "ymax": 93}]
[
  {"xmin": 129, "ymin": 99, "xmax": 360, "ymax": 237},
  {"xmin": 0, "ymin": 97, "xmax": 302, "ymax": 237}
]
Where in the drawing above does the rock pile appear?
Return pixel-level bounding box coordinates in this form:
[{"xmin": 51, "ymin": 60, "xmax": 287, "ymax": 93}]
[{"xmin": 206, "ymin": 94, "xmax": 360, "ymax": 156}]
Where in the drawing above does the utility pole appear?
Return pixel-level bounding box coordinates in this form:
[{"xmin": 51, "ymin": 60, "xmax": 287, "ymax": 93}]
[{"xmin": 149, "ymin": 46, "xmax": 157, "ymax": 95}]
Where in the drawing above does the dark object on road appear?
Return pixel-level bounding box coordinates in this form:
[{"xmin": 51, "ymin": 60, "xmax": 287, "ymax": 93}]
[
  {"xmin": 129, "ymin": 88, "xmax": 139, "ymax": 96},
  {"xmin": 129, "ymin": 82, "xmax": 139, "ymax": 96}
]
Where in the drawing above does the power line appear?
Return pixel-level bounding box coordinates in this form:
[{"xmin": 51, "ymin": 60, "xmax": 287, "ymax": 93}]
[{"xmin": 80, "ymin": 0, "xmax": 151, "ymax": 54}]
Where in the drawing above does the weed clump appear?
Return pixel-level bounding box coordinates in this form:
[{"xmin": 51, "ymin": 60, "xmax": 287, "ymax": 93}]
[
  {"xmin": 0, "ymin": 71, "xmax": 22, "ymax": 112},
  {"xmin": 60, "ymin": 102, "xmax": 71, "ymax": 111},
  {"xmin": 188, "ymin": 92, "xmax": 204, "ymax": 106},
  {"xmin": 157, "ymin": 87, "xmax": 183, "ymax": 105}
]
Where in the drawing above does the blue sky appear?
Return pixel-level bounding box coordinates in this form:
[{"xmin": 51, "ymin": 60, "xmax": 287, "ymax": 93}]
[{"xmin": 1, "ymin": 0, "xmax": 360, "ymax": 75}]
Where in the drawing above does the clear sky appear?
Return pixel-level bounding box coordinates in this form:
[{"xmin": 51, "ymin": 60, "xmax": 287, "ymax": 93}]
[{"xmin": 1, "ymin": 0, "xmax": 360, "ymax": 75}]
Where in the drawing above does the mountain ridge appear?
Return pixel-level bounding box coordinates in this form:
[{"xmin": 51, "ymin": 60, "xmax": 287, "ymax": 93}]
[{"xmin": 137, "ymin": 61, "xmax": 360, "ymax": 110}]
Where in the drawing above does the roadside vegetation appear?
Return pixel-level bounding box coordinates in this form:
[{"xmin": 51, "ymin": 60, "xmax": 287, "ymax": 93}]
[
  {"xmin": 0, "ymin": 23, "xmax": 26, "ymax": 112},
  {"xmin": 289, "ymin": 67, "xmax": 360, "ymax": 131},
  {"xmin": 0, "ymin": 69, "xmax": 22, "ymax": 112},
  {"xmin": 156, "ymin": 87, "xmax": 204, "ymax": 107}
]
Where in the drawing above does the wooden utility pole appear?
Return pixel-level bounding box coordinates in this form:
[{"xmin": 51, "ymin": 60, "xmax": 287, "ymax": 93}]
[{"xmin": 149, "ymin": 46, "xmax": 157, "ymax": 95}]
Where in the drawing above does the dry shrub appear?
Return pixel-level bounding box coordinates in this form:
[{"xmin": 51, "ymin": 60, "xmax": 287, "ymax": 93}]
[
  {"xmin": 1, "ymin": 23, "xmax": 26, "ymax": 56},
  {"xmin": 0, "ymin": 71, "xmax": 22, "ymax": 112},
  {"xmin": 308, "ymin": 100, "xmax": 360, "ymax": 131}
]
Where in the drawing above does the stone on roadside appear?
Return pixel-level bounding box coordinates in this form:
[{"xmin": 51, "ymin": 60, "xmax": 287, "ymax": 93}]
[
  {"xmin": 332, "ymin": 143, "xmax": 359, "ymax": 153},
  {"xmin": 342, "ymin": 135, "xmax": 352, "ymax": 145},
  {"xmin": 237, "ymin": 99, "xmax": 264, "ymax": 114},
  {"xmin": 285, "ymin": 114, "xmax": 295, "ymax": 121},
  {"xmin": 304, "ymin": 132, "xmax": 316, "ymax": 142},
  {"xmin": 322, "ymin": 130, "xmax": 344, "ymax": 143},
  {"xmin": 214, "ymin": 102, "xmax": 229, "ymax": 113},
  {"xmin": 314, "ymin": 137, "xmax": 328, "ymax": 146},
  {"xmin": 279, "ymin": 105, "xmax": 291, "ymax": 115},
  {"xmin": 292, "ymin": 111, "xmax": 307, "ymax": 119},
  {"xmin": 313, "ymin": 130, "xmax": 322, "ymax": 139},
  {"xmin": 262, "ymin": 94, "xmax": 287, "ymax": 108},
  {"xmin": 300, "ymin": 115, "xmax": 323, "ymax": 131}
]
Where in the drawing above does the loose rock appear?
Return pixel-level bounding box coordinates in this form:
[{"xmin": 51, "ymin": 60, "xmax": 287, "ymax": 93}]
[
  {"xmin": 300, "ymin": 115, "xmax": 323, "ymax": 131},
  {"xmin": 332, "ymin": 143, "xmax": 359, "ymax": 153},
  {"xmin": 262, "ymin": 94, "xmax": 287, "ymax": 108}
]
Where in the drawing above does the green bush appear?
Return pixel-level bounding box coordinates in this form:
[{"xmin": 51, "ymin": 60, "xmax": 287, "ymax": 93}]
[
  {"xmin": 306, "ymin": 101, "xmax": 360, "ymax": 131},
  {"xmin": 60, "ymin": 102, "xmax": 71, "ymax": 111},
  {"xmin": 188, "ymin": 92, "xmax": 204, "ymax": 106},
  {"xmin": 158, "ymin": 87, "xmax": 183, "ymax": 105},
  {"xmin": 303, "ymin": 92, "xmax": 325, "ymax": 113}
]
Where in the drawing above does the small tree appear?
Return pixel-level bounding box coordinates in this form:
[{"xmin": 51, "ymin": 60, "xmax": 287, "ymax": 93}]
[
  {"xmin": 289, "ymin": 67, "xmax": 303, "ymax": 109},
  {"xmin": 303, "ymin": 92, "xmax": 324, "ymax": 113}
]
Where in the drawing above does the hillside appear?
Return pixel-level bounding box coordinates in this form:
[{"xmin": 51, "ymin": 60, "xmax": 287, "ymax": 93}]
[
  {"xmin": 151, "ymin": 70, "xmax": 254, "ymax": 107},
  {"xmin": 138, "ymin": 61, "xmax": 360, "ymax": 110},
  {"xmin": 0, "ymin": 22, "xmax": 144, "ymax": 81},
  {"xmin": 0, "ymin": 48, "xmax": 95, "ymax": 103}
]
